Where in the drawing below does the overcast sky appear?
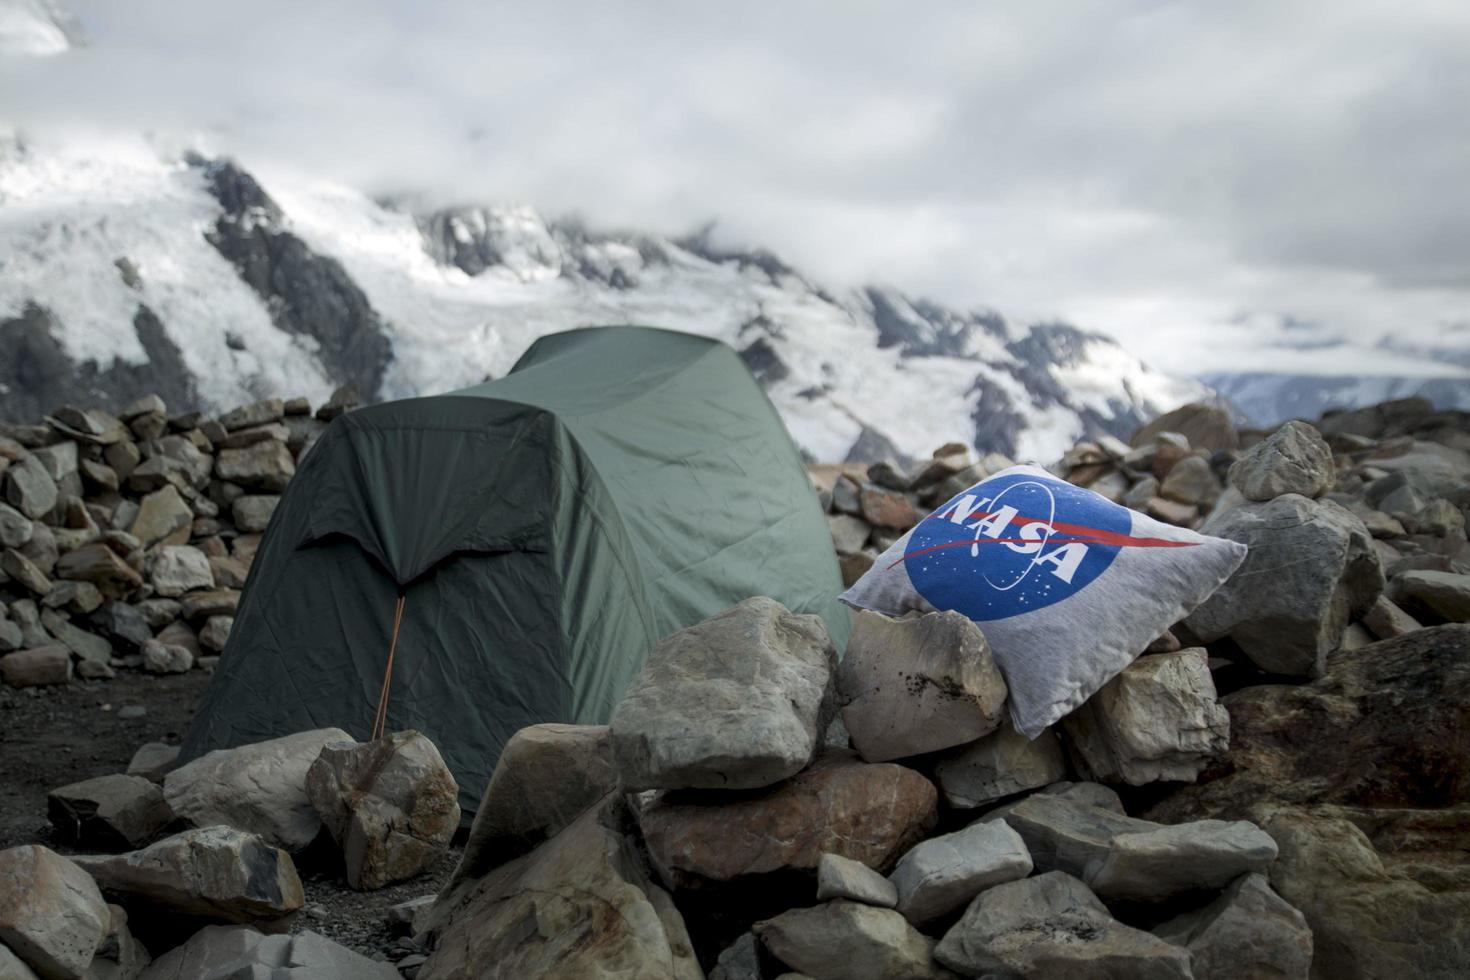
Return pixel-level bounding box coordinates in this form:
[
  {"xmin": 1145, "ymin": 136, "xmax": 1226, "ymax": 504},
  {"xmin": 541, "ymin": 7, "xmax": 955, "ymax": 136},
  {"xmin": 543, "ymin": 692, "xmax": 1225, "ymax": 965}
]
[{"xmin": 4, "ymin": 0, "xmax": 1469, "ymax": 376}]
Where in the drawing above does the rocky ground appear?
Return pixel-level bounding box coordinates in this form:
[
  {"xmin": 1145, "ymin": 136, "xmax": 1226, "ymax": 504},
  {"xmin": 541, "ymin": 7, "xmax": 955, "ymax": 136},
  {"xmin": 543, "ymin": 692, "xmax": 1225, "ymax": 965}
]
[{"xmin": 1, "ymin": 391, "xmax": 1468, "ymax": 979}]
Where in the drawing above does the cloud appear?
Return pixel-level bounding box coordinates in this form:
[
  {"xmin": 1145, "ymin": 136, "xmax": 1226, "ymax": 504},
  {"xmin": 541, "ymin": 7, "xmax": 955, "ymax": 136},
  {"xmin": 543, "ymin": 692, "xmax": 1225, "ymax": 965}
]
[{"xmin": 3, "ymin": 0, "xmax": 1468, "ymax": 376}]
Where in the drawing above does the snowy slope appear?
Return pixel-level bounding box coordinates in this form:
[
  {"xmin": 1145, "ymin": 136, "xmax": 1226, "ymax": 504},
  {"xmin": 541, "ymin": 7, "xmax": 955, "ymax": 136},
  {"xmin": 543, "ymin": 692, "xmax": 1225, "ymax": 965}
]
[{"xmin": 0, "ymin": 130, "xmax": 1208, "ymax": 462}]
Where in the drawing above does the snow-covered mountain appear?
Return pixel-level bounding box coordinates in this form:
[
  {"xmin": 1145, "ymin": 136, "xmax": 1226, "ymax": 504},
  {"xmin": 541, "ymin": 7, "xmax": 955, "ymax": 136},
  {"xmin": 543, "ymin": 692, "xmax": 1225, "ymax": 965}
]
[
  {"xmin": 0, "ymin": 130, "xmax": 1207, "ymax": 462},
  {"xmin": 1202, "ymin": 372, "xmax": 1470, "ymax": 429}
]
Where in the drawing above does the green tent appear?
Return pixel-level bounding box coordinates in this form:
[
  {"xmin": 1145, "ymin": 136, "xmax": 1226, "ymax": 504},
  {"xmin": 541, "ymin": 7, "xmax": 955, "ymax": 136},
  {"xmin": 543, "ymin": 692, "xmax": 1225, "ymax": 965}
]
[{"xmin": 180, "ymin": 326, "xmax": 849, "ymax": 814}]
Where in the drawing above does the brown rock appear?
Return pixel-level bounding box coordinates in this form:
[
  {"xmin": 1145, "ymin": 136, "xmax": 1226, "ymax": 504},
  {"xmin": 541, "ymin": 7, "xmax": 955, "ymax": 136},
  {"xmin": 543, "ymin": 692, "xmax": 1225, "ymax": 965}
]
[
  {"xmin": 215, "ymin": 441, "xmax": 295, "ymax": 492},
  {"xmin": 128, "ymin": 486, "xmax": 192, "ymax": 550},
  {"xmin": 1132, "ymin": 403, "xmax": 1239, "ymax": 452},
  {"xmin": 858, "ymin": 485, "xmax": 921, "ymax": 530},
  {"xmin": 53, "ymin": 543, "xmax": 144, "ymax": 600},
  {"xmin": 0, "ymin": 646, "xmax": 72, "ymax": 688},
  {"xmin": 0, "ymin": 844, "xmax": 110, "ymax": 980}
]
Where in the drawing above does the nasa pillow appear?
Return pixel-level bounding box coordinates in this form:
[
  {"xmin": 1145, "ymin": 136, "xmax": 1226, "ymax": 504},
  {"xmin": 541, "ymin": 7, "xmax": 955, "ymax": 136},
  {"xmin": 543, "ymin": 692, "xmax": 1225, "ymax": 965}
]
[{"xmin": 840, "ymin": 464, "xmax": 1247, "ymax": 739}]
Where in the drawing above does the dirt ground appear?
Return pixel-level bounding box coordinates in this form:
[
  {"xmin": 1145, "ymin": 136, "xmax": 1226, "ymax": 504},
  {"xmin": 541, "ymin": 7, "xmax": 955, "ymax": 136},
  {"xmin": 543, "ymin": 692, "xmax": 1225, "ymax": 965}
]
[{"xmin": 0, "ymin": 670, "xmax": 459, "ymax": 968}]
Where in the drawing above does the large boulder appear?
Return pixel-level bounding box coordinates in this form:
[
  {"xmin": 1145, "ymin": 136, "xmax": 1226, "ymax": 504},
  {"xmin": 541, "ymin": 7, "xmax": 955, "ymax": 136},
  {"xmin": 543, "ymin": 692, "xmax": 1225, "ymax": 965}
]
[
  {"xmin": 934, "ymin": 871, "xmax": 1193, "ymax": 979},
  {"xmin": 610, "ymin": 597, "xmax": 837, "ymax": 792},
  {"xmin": 70, "ymin": 827, "xmax": 303, "ymax": 927},
  {"xmin": 1229, "ymin": 420, "xmax": 1335, "ymax": 501},
  {"xmin": 1132, "ymin": 403, "xmax": 1239, "ymax": 452},
  {"xmin": 1391, "ymin": 570, "xmax": 1470, "ymax": 623},
  {"xmin": 0, "ymin": 845, "xmax": 109, "ymax": 980},
  {"xmin": 213, "ymin": 442, "xmax": 294, "ymax": 492},
  {"xmin": 836, "ymin": 610, "xmax": 1007, "ymax": 763},
  {"xmin": 931, "ymin": 723, "xmax": 1067, "ymax": 809},
  {"xmin": 448, "ymin": 723, "xmax": 617, "ymax": 892},
  {"xmin": 1147, "ymin": 626, "xmax": 1470, "ymax": 821},
  {"xmin": 305, "ymin": 731, "xmax": 460, "ymax": 890},
  {"xmin": 144, "ymin": 547, "xmax": 213, "ymax": 598},
  {"xmin": 638, "ymin": 753, "xmax": 937, "ymax": 889},
  {"xmin": 6, "ymin": 456, "xmax": 58, "ymax": 520},
  {"xmin": 47, "ymin": 775, "xmax": 173, "ymax": 850},
  {"xmin": 1061, "ymin": 648, "xmax": 1229, "ymax": 785},
  {"xmin": 1185, "ymin": 494, "xmax": 1383, "ymax": 676},
  {"xmin": 887, "ymin": 819, "xmax": 1032, "ymax": 926},
  {"xmin": 1153, "ymin": 872, "xmax": 1312, "ymax": 980},
  {"xmin": 418, "ymin": 796, "xmax": 701, "ymax": 980},
  {"xmin": 137, "ymin": 925, "xmax": 398, "ymax": 980},
  {"xmin": 0, "ymin": 945, "xmax": 40, "ymax": 980},
  {"xmin": 163, "ymin": 728, "xmax": 352, "ymax": 851},
  {"xmin": 753, "ymin": 901, "xmax": 955, "ymax": 980}
]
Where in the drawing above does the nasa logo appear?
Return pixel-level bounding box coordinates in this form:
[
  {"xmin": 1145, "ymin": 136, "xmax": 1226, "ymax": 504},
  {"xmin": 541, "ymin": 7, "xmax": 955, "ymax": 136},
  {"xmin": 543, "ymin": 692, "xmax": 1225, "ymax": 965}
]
[{"xmin": 901, "ymin": 472, "xmax": 1134, "ymax": 621}]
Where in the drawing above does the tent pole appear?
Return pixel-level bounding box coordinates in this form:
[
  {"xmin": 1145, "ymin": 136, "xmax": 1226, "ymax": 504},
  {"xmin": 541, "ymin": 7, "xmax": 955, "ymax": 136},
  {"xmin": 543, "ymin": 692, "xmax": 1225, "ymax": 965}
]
[{"xmin": 370, "ymin": 593, "xmax": 407, "ymax": 741}]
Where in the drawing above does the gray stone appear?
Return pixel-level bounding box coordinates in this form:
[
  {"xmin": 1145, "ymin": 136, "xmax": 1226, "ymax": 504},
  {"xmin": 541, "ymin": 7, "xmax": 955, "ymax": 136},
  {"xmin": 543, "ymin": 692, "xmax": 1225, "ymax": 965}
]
[
  {"xmin": 138, "ymin": 925, "xmax": 399, "ymax": 980},
  {"xmin": 610, "ymin": 597, "xmax": 836, "ymax": 791},
  {"xmin": 218, "ymin": 399, "xmax": 285, "ymax": 432},
  {"xmin": 0, "ymin": 503, "xmax": 33, "ymax": 549},
  {"xmin": 889, "ymin": 819, "xmax": 1032, "ymax": 926},
  {"xmin": 197, "ymin": 617, "xmax": 232, "ymax": 653},
  {"xmin": 1087, "ymin": 820, "xmax": 1279, "ymax": 902},
  {"xmin": 214, "ymin": 442, "xmax": 294, "ymax": 492},
  {"xmin": 71, "ymin": 827, "xmax": 304, "ymax": 926},
  {"xmin": 95, "ymin": 604, "xmax": 152, "ymax": 650},
  {"xmin": 1391, "ymin": 570, "xmax": 1470, "ymax": 622},
  {"xmin": 120, "ymin": 396, "xmax": 165, "ymax": 420},
  {"xmin": 1186, "ymin": 495, "xmax": 1384, "ymax": 676},
  {"xmin": 53, "ymin": 544, "xmax": 142, "ymax": 601},
  {"xmin": 215, "ymin": 424, "xmax": 289, "ymax": 450},
  {"xmin": 0, "ymin": 944, "xmax": 39, "ymax": 980},
  {"xmin": 1062, "ymin": 648, "xmax": 1230, "ymax": 785},
  {"xmin": 89, "ymin": 903, "xmax": 151, "ymax": 980},
  {"xmin": 2, "ymin": 550, "xmax": 51, "ymax": 595},
  {"xmin": 42, "ymin": 581, "xmax": 103, "ymax": 616},
  {"xmin": 1145, "ymin": 496, "xmax": 1198, "ymax": 526},
  {"xmin": 0, "ymin": 845, "xmax": 109, "ymax": 980},
  {"xmin": 1230, "ymin": 420, "xmax": 1335, "ymax": 501},
  {"xmin": 1362, "ymin": 594, "xmax": 1422, "ymax": 639},
  {"xmin": 449, "ymin": 723, "xmax": 617, "ymax": 891},
  {"xmin": 709, "ymin": 933, "xmax": 762, "ymax": 980},
  {"xmin": 817, "ymin": 852, "xmax": 898, "ymax": 908},
  {"xmin": 178, "ymin": 589, "xmax": 239, "ymax": 623},
  {"xmin": 128, "ymin": 487, "xmax": 192, "ymax": 550},
  {"xmin": 419, "ymin": 797, "xmax": 701, "ymax": 980},
  {"xmin": 145, "ymin": 547, "xmax": 213, "ymax": 598},
  {"xmin": 229, "ymin": 495, "xmax": 279, "ymax": 534},
  {"xmin": 20, "ymin": 524, "xmax": 57, "ymax": 577},
  {"xmin": 934, "ymin": 871, "xmax": 1192, "ymax": 979},
  {"xmin": 140, "ymin": 641, "xmax": 191, "ymax": 675},
  {"xmin": 1124, "ymin": 475, "xmax": 1159, "ymax": 509},
  {"xmin": 0, "ymin": 646, "xmax": 70, "ymax": 688},
  {"xmin": 1153, "ymin": 872, "xmax": 1311, "ymax": 980},
  {"xmin": 837, "ymin": 610, "xmax": 1007, "ymax": 763},
  {"xmin": 41, "ymin": 610, "xmax": 111, "ymax": 667},
  {"xmin": 126, "ymin": 744, "xmax": 181, "ymax": 784},
  {"xmin": 1159, "ymin": 454, "xmax": 1220, "ymax": 507},
  {"xmin": 305, "ymin": 731, "xmax": 460, "ymax": 890},
  {"xmin": 754, "ymin": 901, "xmax": 955, "ymax": 980},
  {"xmin": 827, "ymin": 513, "xmax": 870, "ymax": 554},
  {"xmin": 164, "ymin": 728, "xmax": 352, "ymax": 851},
  {"xmin": 47, "ymin": 774, "xmax": 173, "ymax": 850},
  {"xmin": 0, "ymin": 618, "xmax": 20, "ymax": 654},
  {"xmin": 932, "ymin": 722, "xmax": 1067, "ymax": 809},
  {"xmin": 1038, "ymin": 780, "xmax": 1127, "ymax": 813},
  {"xmin": 5, "ymin": 457, "xmax": 57, "ymax": 520}
]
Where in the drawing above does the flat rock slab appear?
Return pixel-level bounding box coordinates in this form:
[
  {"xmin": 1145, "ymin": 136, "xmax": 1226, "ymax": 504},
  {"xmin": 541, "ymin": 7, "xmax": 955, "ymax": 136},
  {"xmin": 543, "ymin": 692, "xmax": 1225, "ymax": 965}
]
[
  {"xmin": 138, "ymin": 924, "xmax": 399, "ymax": 980},
  {"xmin": 1392, "ymin": 570, "xmax": 1470, "ymax": 623},
  {"xmin": 754, "ymin": 901, "xmax": 956, "ymax": 980},
  {"xmin": 934, "ymin": 871, "xmax": 1193, "ymax": 979},
  {"xmin": 816, "ymin": 852, "xmax": 898, "ymax": 908},
  {"xmin": 932, "ymin": 722, "xmax": 1067, "ymax": 809},
  {"xmin": 0, "ymin": 844, "xmax": 109, "ymax": 980},
  {"xmin": 611, "ymin": 596, "xmax": 837, "ymax": 792},
  {"xmin": 890, "ymin": 820, "xmax": 1032, "ymax": 926},
  {"xmin": 72, "ymin": 826, "xmax": 304, "ymax": 926},
  {"xmin": 1153, "ymin": 872, "xmax": 1312, "ymax": 980},
  {"xmin": 47, "ymin": 773, "xmax": 174, "ymax": 849},
  {"xmin": 837, "ymin": 610, "xmax": 1007, "ymax": 763},
  {"xmin": 639, "ymin": 753, "xmax": 937, "ymax": 890},
  {"xmin": 164, "ymin": 728, "xmax": 351, "ymax": 851}
]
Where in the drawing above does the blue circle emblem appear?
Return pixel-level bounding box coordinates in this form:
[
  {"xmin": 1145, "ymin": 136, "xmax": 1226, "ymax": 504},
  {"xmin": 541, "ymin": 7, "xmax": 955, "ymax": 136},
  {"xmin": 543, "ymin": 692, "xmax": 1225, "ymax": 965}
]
[{"xmin": 905, "ymin": 472, "xmax": 1131, "ymax": 621}]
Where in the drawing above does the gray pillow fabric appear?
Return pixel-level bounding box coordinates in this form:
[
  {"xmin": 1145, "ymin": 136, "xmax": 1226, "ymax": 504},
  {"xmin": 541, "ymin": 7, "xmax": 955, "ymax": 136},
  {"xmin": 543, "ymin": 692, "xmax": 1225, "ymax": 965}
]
[{"xmin": 840, "ymin": 464, "xmax": 1247, "ymax": 738}]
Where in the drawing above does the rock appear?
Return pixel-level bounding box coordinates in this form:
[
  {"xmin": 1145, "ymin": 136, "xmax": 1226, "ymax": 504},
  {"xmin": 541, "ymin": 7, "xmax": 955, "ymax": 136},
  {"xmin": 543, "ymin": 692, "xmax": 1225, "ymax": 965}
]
[
  {"xmin": 638, "ymin": 753, "xmax": 937, "ymax": 889},
  {"xmin": 1259, "ymin": 807, "xmax": 1470, "ymax": 980},
  {"xmin": 837, "ymin": 550, "xmax": 875, "ymax": 588},
  {"xmin": 177, "ymin": 590, "xmax": 238, "ymax": 623},
  {"xmin": 140, "ymin": 641, "xmax": 191, "ymax": 675},
  {"xmin": 449, "ymin": 723, "xmax": 617, "ymax": 891},
  {"xmin": 8, "ymin": 602, "xmax": 49, "ymax": 649},
  {"xmin": 0, "ymin": 845, "xmax": 109, "ymax": 980},
  {"xmin": 133, "ymin": 600, "xmax": 180, "ymax": 629},
  {"xmin": 138, "ymin": 925, "xmax": 399, "ymax": 980},
  {"xmin": 214, "ymin": 442, "xmax": 294, "ymax": 492},
  {"xmin": 228, "ymin": 495, "xmax": 278, "ymax": 534},
  {"xmin": 418, "ymin": 797, "xmax": 700, "ymax": 980},
  {"xmin": 817, "ymin": 852, "xmax": 898, "ymax": 908},
  {"xmin": 708, "ymin": 933, "xmax": 762, "ymax": 980},
  {"xmin": 197, "ymin": 617, "xmax": 231, "ymax": 653},
  {"xmin": 1391, "ymin": 570, "xmax": 1470, "ymax": 622},
  {"xmin": 888, "ymin": 819, "xmax": 1032, "ymax": 926},
  {"xmin": 89, "ymin": 903, "xmax": 150, "ymax": 980},
  {"xmin": 40, "ymin": 611, "xmax": 111, "ymax": 669},
  {"xmin": 42, "ymin": 581, "xmax": 103, "ymax": 616},
  {"xmin": 2, "ymin": 550, "xmax": 51, "ymax": 596},
  {"xmin": 144, "ymin": 547, "xmax": 213, "ymax": 598},
  {"xmin": 756, "ymin": 901, "xmax": 957, "ymax": 980},
  {"xmin": 218, "ymin": 399, "xmax": 285, "ymax": 432},
  {"xmin": 20, "ymin": 524, "xmax": 57, "ymax": 577},
  {"xmin": 1086, "ymin": 820, "xmax": 1279, "ymax": 902},
  {"xmin": 47, "ymin": 409, "xmax": 124, "ymax": 446},
  {"xmin": 47, "ymin": 775, "xmax": 173, "ymax": 850},
  {"xmin": 1361, "ymin": 594, "xmax": 1422, "ymax": 639},
  {"xmin": 126, "ymin": 744, "xmax": 181, "ymax": 784},
  {"xmin": 1123, "ymin": 475, "xmax": 1159, "ymax": 509},
  {"xmin": 1153, "ymin": 872, "xmax": 1311, "ymax": 980},
  {"xmin": 153, "ymin": 622, "xmax": 199, "ymax": 660},
  {"xmin": 1185, "ymin": 494, "xmax": 1383, "ymax": 676},
  {"xmin": 0, "ymin": 647, "xmax": 71, "ymax": 688},
  {"xmin": 0, "ymin": 503, "xmax": 33, "ymax": 549},
  {"xmin": 6, "ymin": 457, "xmax": 58, "ymax": 520},
  {"xmin": 1159, "ymin": 455, "xmax": 1220, "ymax": 507},
  {"xmin": 1146, "ymin": 626, "xmax": 1470, "ymax": 822},
  {"xmin": 1038, "ymin": 780, "xmax": 1127, "ymax": 813},
  {"xmin": 1061, "ymin": 648, "xmax": 1229, "ymax": 785},
  {"xmin": 858, "ymin": 484, "xmax": 921, "ymax": 530},
  {"xmin": 127, "ymin": 488, "xmax": 192, "ymax": 551},
  {"xmin": 610, "ymin": 596, "xmax": 836, "ymax": 792},
  {"xmin": 385, "ymin": 894, "xmax": 435, "ymax": 935},
  {"xmin": 1229, "ymin": 420, "xmax": 1335, "ymax": 501},
  {"xmin": 205, "ymin": 556, "xmax": 247, "ymax": 590},
  {"xmin": 0, "ymin": 943, "xmax": 40, "ymax": 980},
  {"xmin": 827, "ymin": 513, "xmax": 870, "ymax": 554},
  {"xmin": 1132, "ymin": 403, "xmax": 1239, "ymax": 453},
  {"xmin": 837, "ymin": 610, "xmax": 1007, "ymax": 762},
  {"xmin": 305, "ymin": 732, "xmax": 460, "ymax": 890},
  {"xmin": 71, "ymin": 827, "xmax": 303, "ymax": 927},
  {"xmin": 163, "ymin": 728, "xmax": 352, "ymax": 851},
  {"xmin": 1144, "ymin": 496, "xmax": 1198, "ymax": 526},
  {"xmin": 933, "ymin": 871, "xmax": 1192, "ymax": 980},
  {"xmin": 0, "ymin": 619, "xmax": 22, "ymax": 653},
  {"xmin": 215, "ymin": 424, "xmax": 289, "ymax": 450}
]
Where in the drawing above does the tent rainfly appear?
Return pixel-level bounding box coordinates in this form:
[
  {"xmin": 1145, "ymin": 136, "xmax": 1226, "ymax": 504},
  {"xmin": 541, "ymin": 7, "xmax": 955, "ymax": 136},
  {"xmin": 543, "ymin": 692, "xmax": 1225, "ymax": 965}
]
[{"xmin": 180, "ymin": 326, "xmax": 850, "ymax": 814}]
